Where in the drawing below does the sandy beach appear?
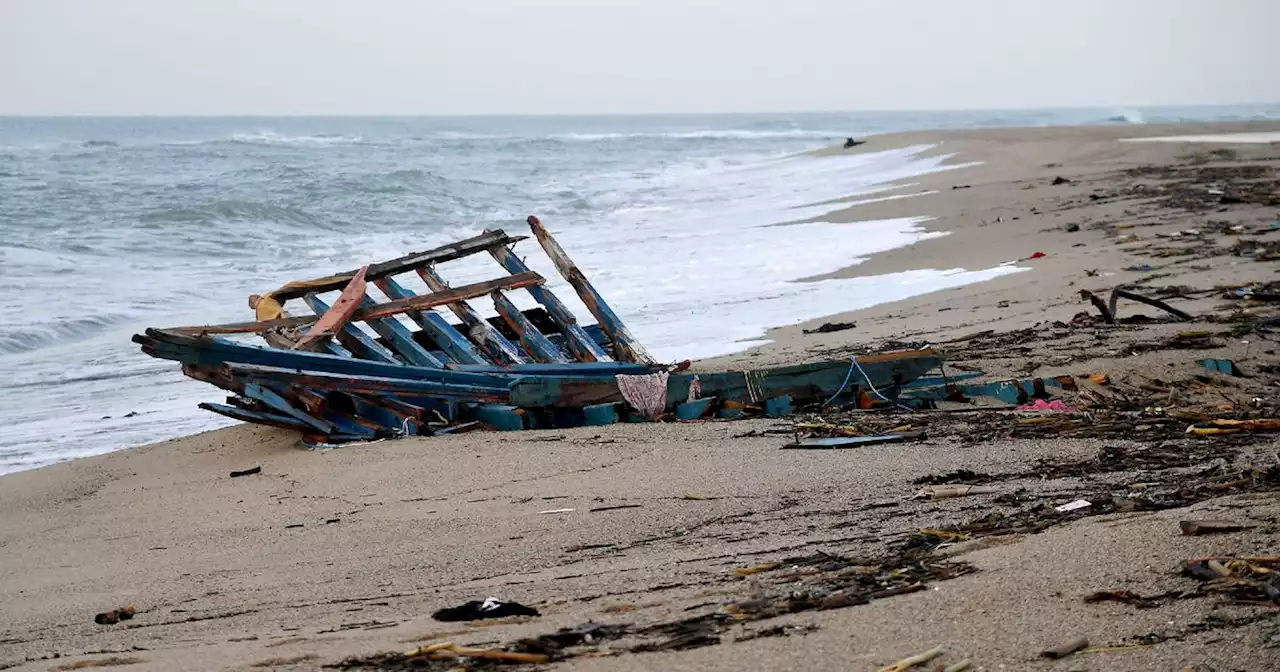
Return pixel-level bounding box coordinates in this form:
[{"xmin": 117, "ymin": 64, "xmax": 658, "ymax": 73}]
[{"xmin": 4, "ymin": 122, "xmax": 1280, "ymax": 672}]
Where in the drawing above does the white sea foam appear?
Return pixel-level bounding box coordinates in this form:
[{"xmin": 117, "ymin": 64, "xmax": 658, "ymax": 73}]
[{"xmin": 229, "ymin": 130, "xmax": 365, "ymax": 146}]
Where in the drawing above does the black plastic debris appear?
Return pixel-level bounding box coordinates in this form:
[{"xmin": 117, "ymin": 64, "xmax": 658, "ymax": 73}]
[{"xmin": 432, "ymin": 597, "xmax": 540, "ymax": 622}]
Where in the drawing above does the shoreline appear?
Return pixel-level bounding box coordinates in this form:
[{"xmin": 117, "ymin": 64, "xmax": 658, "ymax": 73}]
[{"xmin": 4, "ymin": 120, "xmax": 1280, "ymax": 671}]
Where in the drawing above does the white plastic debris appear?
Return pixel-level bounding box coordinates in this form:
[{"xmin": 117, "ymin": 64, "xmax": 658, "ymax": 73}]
[{"xmin": 1055, "ymin": 499, "xmax": 1092, "ymax": 512}]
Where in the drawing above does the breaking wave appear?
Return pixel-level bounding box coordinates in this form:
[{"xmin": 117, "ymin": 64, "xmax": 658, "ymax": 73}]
[
  {"xmin": 229, "ymin": 131, "xmax": 365, "ymax": 146},
  {"xmin": 1106, "ymin": 109, "xmax": 1147, "ymax": 124},
  {"xmin": 0, "ymin": 315, "xmax": 135, "ymax": 355}
]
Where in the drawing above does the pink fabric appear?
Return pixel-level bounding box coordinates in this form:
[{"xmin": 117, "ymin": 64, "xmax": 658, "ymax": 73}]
[
  {"xmin": 617, "ymin": 372, "xmax": 670, "ymax": 421},
  {"xmin": 1016, "ymin": 399, "xmax": 1071, "ymax": 412}
]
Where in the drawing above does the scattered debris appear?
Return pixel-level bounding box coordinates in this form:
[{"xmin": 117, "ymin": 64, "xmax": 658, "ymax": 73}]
[
  {"xmin": 913, "ymin": 485, "xmax": 999, "ymax": 500},
  {"xmin": 539, "ymin": 508, "xmax": 575, "ymax": 515},
  {"xmin": 803, "ymin": 321, "xmax": 856, "ymax": 335},
  {"xmin": 877, "ymin": 645, "xmax": 944, "ymax": 671},
  {"xmin": 782, "ymin": 432, "xmax": 925, "ymax": 450},
  {"xmin": 432, "ymin": 598, "xmax": 540, "ymax": 623},
  {"xmin": 1179, "ymin": 520, "xmax": 1253, "ymax": 536},
  {"xmin": 229, "ymin": 466, "xmax": 261, "ymax": 478},
  {"xmin": 1017, "ymin": 399, "xmax": 1071, "ymax": 412},
  {"xmin": 1052, "ymin": 176, "xmax": 1072, "ymax": 185},
  {"xmin": 843, "ymin": 137, "xmax": 865, "ymax": 149},
  {"xmin": 50, "ymin": 657, "xmax": 147, "ymax": 671},
  {"xmin": 93, "ymin": 605, "xmax": 137, "ymax": 626},
  {"xmin": 1055, "ymin": 499, "xmax": 1091, "ymax": 513}
]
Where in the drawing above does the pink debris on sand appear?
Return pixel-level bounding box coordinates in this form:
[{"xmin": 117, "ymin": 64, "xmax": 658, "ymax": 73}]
[{"xmin": 1016, "ymin": 399, "xmax": 1071, "ymax": 412}]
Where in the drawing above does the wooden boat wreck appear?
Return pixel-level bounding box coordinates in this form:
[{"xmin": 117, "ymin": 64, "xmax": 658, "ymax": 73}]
[{"xmin": 134, "ymin": 216, "xmax": 942, "ymax": 444}]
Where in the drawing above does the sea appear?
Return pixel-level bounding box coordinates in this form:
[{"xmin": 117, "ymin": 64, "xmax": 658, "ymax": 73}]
[{"xmin": 2, "ymin": 105, "xmax": 1277, "ymax": 474}]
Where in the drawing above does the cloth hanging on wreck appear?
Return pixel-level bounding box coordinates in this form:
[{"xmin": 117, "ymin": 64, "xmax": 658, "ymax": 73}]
[{"xmin": 617, "ymin": 372, "xmax": 669, "ymax": 421}]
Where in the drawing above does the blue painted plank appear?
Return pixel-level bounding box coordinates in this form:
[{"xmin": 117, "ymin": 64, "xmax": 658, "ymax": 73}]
[
  {"xmin": 243, "ymin": 382, "xmax": 336, "ymax": 434},
  {"xmin": 449, "ymin": 362, "xmax": 653, "ymax": 375},
  {"xmin": 488, "ymin": 242, "xmax": 611, "ymax": 363},
  {"xmin": 374, "ymin": 276, "xmax": 487, "ymax": 365},
  {"xmin": 137, "ymin": 330, "xmax": 511, "ymax": 388},
  {"xmin": 199, "ymin": 402, "xmax": 312, "ymax": 431},
  {"xmin": 491, "ymin": 291, "xmax": 570, "ymax": 364},
  {"xmin": 302, "ymin": 294, "xmax": 401, "ymax": 364},
  {"xmin": 355, "ymin": 295, "xmax": 446, "ymax": 368},
  {"xmin": 226, "ymin": 363, "xmax": 511, "ymax": 401},
  {"xmin": 417, "ymin": 265, "xmax": 526, "ymax": 366}
]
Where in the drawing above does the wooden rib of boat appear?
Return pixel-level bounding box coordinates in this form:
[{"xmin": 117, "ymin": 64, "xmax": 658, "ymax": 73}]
[{"xmin": 133, "ymin": 218, "xmax": 943, "ymax": 442}]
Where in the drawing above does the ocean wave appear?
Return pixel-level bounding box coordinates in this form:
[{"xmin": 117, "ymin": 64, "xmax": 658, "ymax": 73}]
[
  {"xmin": 1105, "ymin": 109, "xmax": 1147, "ymax": 124},
  {"xmin": 0, "ymin": 314, "xmax": 134, "ymax": 355},
  {"xmin": 552, "ymin": 129, "xmax": 847, "ymax": 142},
  {"xmin": 229, "ymin": 131, "xmax": 365, "ymax": 146},
  {"xmin": 140, "ymin": 200, "xmax": 320, "ymax": 225}
]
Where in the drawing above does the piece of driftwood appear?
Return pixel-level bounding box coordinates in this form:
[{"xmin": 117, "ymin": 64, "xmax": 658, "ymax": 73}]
[
  {"xmin": 1040, "ymin": 636, "xmax": 1089, "ymax": 659},
  {"xmin": 1179, "ymin": 519, "xmax": 1253, "ymax": 535},
  {"xmin": 782, "ymin": 431, "xmax": 925, "ymax": 449}
]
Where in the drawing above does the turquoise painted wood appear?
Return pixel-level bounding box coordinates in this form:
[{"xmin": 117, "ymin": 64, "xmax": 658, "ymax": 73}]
[
  {"xmin": 488, "ymin": 242, "xmax": 611, "ymax": 363},
  {"xmin": 676, "ymin": 397, "xmax": 714, "ymax": 420},
  {"xmin": 764, "ymin": 395, "xmax": 794, "ymax": 417},
  {"xmin": 471, "ymin": 404, "xmax": 525, "ymax": 431},
  {"xmin": 491, "ymin": 291, "xmax": 570, "ymax": 364},
  {"xmin": 582, "ymin": 403, "xmax": 619, "ymax": 426},
  {"xmin": 302, "ymin": 294, "xmax": 401, "ymax": 364},
  {"xmin": 374, "ymin": 276, "xmax": 488, "ymax": 365},
  {"xmin": 508, "ymin": 355, "xmax": 942, "ymax": 409}
]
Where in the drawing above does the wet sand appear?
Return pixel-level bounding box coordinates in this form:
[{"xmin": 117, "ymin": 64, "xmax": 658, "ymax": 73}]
[{"xmin": 3, "ymin": 122, "xmax": 1280, "ymax": 671}]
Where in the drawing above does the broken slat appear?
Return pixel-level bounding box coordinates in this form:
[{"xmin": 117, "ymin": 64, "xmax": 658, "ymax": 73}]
[
  {"xmin": 198, "ymin": 402, "xmax": 314, "ymax": 432},
  {"xmin": 374, "ymin": 276, "xmax": 488, "ymax": 365},
  {"xmin": 487, "ymin": 239, "xmax": 612, "ymax": 363},
  {"xmin": 170, "ymin": 272, "xmax": 544, "ymax": 336},
  {"xmin": 294, "ymin": 265, "xmax": 369, "ymax": 351},
  {"xmin": 1112, "ymin": 288, "xmax": 1193, "ymax": 322},
  {"xmin": 302, "ymin": 294, "xmax": 402, "ymax": 364},
  {"xmin": 782, "ymin": 432, "xmax": 925, "ymax": 449},
  {"xmin": 526, "ymin": 215, "xmax": 655, "ymax": 364},
  {"xmin": 242, "ymin": 383, "xmax": 337, "ymax": 434},
  {"xmin": 418, "ymin": 265, "xmax": 526, "ymax": 366},
  {"xmin": 492, "ymin": 291, "xmax": 570, "ymax": 363},
  {"xmin": 355, "ymin": 295, "xmax": 446, "ymax": 368},
  {"xmin": 267, "ymin": 230, "xmax": 526, "ymax": 301}
]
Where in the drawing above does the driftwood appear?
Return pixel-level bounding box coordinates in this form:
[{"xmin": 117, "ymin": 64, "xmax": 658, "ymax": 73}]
[{"xmin": 1081, "ymin": 287, "xmax": 1192, "ymax": 324}]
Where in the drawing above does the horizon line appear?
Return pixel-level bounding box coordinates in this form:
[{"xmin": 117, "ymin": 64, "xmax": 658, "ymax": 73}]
[{"xmin": 2, "ymin": 101, "xmax": 1279, "ymax": 119}]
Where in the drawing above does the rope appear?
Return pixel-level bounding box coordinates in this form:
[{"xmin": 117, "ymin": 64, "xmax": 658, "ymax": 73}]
[{"xmin": 824, "ymin": 356, "xmax": 916, "ymax": 412}]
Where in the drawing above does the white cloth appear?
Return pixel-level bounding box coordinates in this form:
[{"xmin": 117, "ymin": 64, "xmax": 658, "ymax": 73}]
[{"xmin": 617, "ymin": 372, "xmax": 669, "ymax": 420}]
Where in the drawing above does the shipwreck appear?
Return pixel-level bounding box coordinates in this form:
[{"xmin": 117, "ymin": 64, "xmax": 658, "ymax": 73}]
[{"xmin": 133, "ymin": 216, "xmax": 943, "ymax": 444}]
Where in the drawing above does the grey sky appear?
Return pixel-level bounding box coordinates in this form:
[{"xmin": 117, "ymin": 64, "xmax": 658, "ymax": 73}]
[{"xmin": 2, "ymin": 0, "xmax": 1276, "ymax": 115}]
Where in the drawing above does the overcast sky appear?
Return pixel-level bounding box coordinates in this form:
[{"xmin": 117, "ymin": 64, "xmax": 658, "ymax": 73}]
[{"xmin": 2, "ymin": 0, "xmax": 1276, "ymax": 115}]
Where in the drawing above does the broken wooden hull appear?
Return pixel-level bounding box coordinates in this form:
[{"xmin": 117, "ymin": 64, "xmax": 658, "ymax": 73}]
[{"xmin": 133, "ymin": 218, "xmax": 944, "ymax": 442}]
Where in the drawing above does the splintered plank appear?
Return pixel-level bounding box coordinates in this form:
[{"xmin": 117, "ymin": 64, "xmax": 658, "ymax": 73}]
[
  {"xmin": 303, "ymin": 294, "xmax": 401, "ymax": 364},
  {"xmin": 525, "ymin": 216, "xmax": 654, "ymax": 364},
  {"xmin": 487, "ymin": 238, "xmax": 611, "ymax": 363},
  {"xmin": 170, "ymin": 272, "xmax": 544, "ymax": 336},
  {"xmin": 374, "ymin": 276, "xmax": 487, "ymax": 365},
  {"xmin": 294, "ymin": 265, "xmax": 368, "ymax": 351},
  {"xmin": 268, "ymin": 230, "xmax": 526, "ymax": 301},
  {"xmin": 491, "ymin": 291, "xmax": 569, "ymax": 363},
  {"xmin": 418, "ymin": 265, "xmax": 526, "ymax": 366}
]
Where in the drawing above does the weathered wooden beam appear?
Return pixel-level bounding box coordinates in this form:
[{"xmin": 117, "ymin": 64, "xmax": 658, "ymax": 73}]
[
  {"xmin": 295, "ymin": 265, "xmax": 369, "ymax": 351},
  {"xmin": 355, "ymin": 295, "xmax": 446, "ymax": 368},
  {"xmin": 374, "ymin": 276, "xmax": 487, "ymax": 365},
  {"xmin": 418, "ymin": 265, "xmax": 526, "ymax": 366},
  {"xmin": 243, "ymin": 382, "xmax": 336, "ymax": 434},
  {"xmin": 491, "ymin": 290, "xmax": 570, "ymax": 363},
  {"xmin": 487, "ymin": 238, "xmax": 611, "ymax": 363},
  {"xmin": 526, "ymin": 216, "xmax": 654, "ymax": 364},
  {"xmin": 267, "ymin": 230, "xmax": 526, "ymax": 301},
  {"xmin": 169, "ymin": 272, "xmax": 544, "ymax": 336}
]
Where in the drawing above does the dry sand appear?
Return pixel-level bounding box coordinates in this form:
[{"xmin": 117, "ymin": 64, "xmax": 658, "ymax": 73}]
[{"xmin": 3, "ymin": 122, "xmax": 1280, "ymax": 672}]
